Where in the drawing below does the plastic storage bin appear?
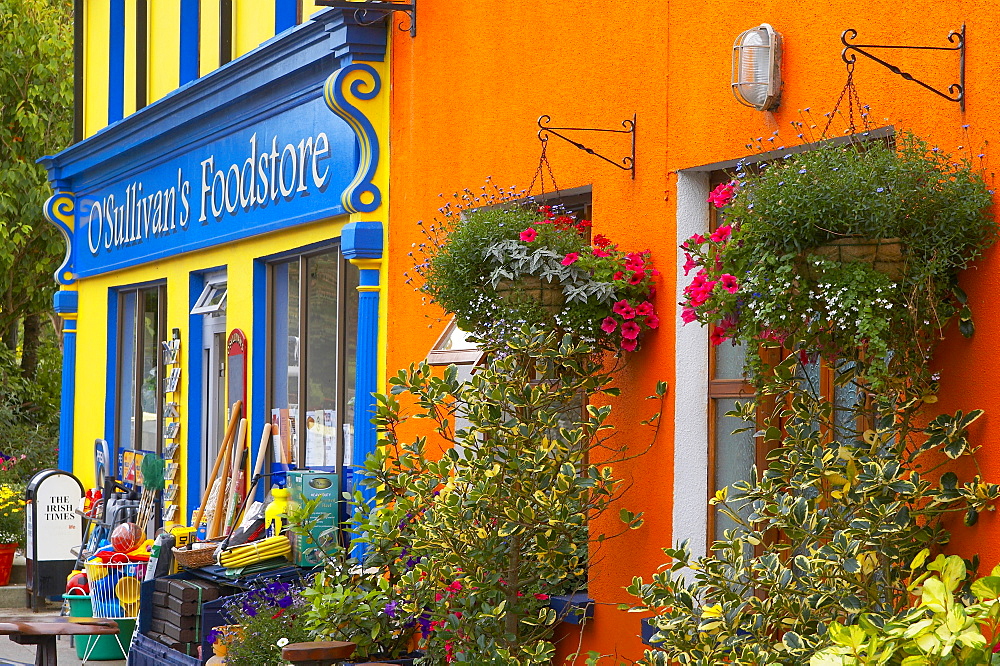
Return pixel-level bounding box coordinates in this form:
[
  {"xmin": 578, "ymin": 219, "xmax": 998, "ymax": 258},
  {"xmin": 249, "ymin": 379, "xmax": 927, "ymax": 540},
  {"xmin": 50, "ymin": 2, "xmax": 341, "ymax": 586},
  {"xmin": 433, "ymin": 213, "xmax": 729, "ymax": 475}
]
[{"xmin": 63, "ymin": 593, "xmax": 137, "ymax": 660}]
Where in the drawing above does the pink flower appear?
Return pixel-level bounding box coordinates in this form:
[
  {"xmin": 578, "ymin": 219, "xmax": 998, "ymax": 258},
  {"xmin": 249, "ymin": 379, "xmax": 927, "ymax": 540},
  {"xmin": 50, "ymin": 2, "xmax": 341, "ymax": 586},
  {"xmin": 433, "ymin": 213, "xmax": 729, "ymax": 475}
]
[
  {"xmin": 533, "ymin": 593, "xmax": 550, "ymax": 601},
  {"xmin": 561, "ymin": 253, "xmax": 580, "ymax": 266},
  {"xmin": 628, "ymin": 271, "xmax": 646, "ymax": 285},
  {"xmin": 719, "ymin": 274, "xmax": 738, "ymax": 294},
  {"xmin": 601, "ymin": 317, "xmax": 617, "ymax": 333},
  {"xmin": 680, "ymin": 307, "xmax": 697, "ymax": 324},
  {"xmin": 625, "ymin": 256, "xmax": 646, "ymax": 271},
  {"xmin": 613, "ymin": 271, "xmax": 624, "ymax": 280},
  {"xmin": 636, "ymin": 301, "xmax": 655, "ymax": 317},
  {"xmin": 621, "ymin": 338, "xmax": 638, "ymax": 352},
  {"xmin": 709, "ymin": 326, "xmax": 730, "ymax": 346},
  {"xmin": 448, "ymin": 581, "xmax": 463, "ymax": 592},
  {"xmin": 435, "ymin": 592, "xmax": 444, "ymax": 601},
  {"xmin": 612, "ymin": 300, "xmax": 634, "ymax": 318},
  {"xmin": 683, "ymin": 253, "xmax": 698, "ymax": 276},
  {"xmin": 710, "ymin": 225, "xmax": 732, "ymax": 243},
  {"xmin": 520, "ymin": 227, "xmax": 538, "ymax": 242},
  {"xmin": 593, "ymin": 247, "xmax": 611, "ymax": 257},
  {"xmin": 707, "ymin": 181, "xmax": 737, "ymax": 208},
  {"xmin": 645, "ymin": 314, "xmax": 660, "ymax": 329},
  {"xmin": 621, "ymin": 321, "xmax": 641, "ymax": 340}
]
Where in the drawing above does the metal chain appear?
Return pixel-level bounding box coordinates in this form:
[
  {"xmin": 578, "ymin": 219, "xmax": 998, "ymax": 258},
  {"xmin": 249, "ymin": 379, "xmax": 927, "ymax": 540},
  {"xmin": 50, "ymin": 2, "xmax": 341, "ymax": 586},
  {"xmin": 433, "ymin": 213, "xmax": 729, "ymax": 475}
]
[
  {"xmin": 528, "ymin": 139, "xmax": 561, "ymax": 201},
  {"xmin": 821, "ymin": 61, "xmax": 870, "ymax": 139}
]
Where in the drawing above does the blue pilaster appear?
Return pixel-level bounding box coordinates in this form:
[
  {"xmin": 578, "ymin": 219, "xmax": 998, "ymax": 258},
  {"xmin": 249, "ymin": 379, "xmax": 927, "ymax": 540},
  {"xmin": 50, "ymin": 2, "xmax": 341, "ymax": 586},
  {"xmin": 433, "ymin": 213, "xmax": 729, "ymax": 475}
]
[
  {"xmin": 53, "ymin": 290, "xmax": 79, "ymax": 472},
  {"xmin": 179, "ymin": 0, "xmax": 200, "ymax": 86},
  {"xmin": 108, "ymin": 0, "xmax": 125, "ymax": 124},
  {"xmin": 342, "ymin": 221, "xmax": 382, "ymax": 558}
]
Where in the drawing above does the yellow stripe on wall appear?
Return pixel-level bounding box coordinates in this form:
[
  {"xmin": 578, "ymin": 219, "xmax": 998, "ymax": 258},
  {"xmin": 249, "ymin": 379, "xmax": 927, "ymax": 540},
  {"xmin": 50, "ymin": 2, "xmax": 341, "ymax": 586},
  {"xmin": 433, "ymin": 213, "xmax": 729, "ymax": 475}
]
[
  {"xmin": 149, "ymin": 0, "xmax": 181, "ymax": 103},
  {"xmin": 199, "ymin": 0, "xmax": 221, "ymax": 76},
  {"xmin": 234, "ymin": 0, "xmax": 274, "ymax": 58},
  {"xmin": 123, "ymin": 0, "xmax": 137, "ymax": 117},
  {"xmin": 84, "ymin": 0, "xmax": 111, "ymax": 138}
]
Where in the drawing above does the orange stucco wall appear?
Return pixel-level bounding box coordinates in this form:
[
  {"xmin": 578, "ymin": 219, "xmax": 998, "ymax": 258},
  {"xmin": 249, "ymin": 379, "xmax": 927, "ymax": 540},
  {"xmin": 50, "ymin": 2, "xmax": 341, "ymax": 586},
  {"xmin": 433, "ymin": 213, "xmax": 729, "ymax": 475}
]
[{"xmin": 386, "ymin": 2, "xmax": 1000, "ymax": 661}]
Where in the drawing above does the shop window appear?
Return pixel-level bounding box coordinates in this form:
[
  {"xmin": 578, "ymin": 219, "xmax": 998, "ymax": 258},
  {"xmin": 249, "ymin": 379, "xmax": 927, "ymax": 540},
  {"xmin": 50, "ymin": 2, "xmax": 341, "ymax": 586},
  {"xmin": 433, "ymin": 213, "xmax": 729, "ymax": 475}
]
[
  {"xmin": 269, "ymin": 245, "xmax": 359, "ymax": 469},
  {"xmin": 190, "ymin": 277, "xmax": 228, "ymax": 315},
  {"xmin": 116, "ymin": 284, "xmax": 167, "ymax": 453}
]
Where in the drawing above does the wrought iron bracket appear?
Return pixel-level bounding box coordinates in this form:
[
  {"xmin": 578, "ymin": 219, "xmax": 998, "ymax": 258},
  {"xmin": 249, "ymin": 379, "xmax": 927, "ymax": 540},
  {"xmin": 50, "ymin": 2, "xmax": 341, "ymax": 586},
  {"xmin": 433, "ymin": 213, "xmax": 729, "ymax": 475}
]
[
  {"xmin": 537, "ymin": 114, "xmax": 636, "ymax": 179},
  {"xmin": 840, "ymin": 25, "xmax": 965, "ymax": 110},
  {"xmin": 316, "ymin": 0, "xmax": 416, "ymax": 37}
]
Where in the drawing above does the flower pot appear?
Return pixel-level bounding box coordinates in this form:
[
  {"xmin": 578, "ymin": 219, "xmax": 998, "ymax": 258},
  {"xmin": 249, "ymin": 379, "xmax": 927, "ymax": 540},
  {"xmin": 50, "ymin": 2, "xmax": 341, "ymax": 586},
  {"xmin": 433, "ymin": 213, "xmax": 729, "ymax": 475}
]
[
  {"xmin": 803, "ymin": 237, "xmax": 905, "ymax": 279},
  {"xmin": 496, "ymin": 276, "xmax": 565, "ymax": 314},
  {"xmin": 0, "ymin": 543, "xmax": 17, "ymax": 586}
]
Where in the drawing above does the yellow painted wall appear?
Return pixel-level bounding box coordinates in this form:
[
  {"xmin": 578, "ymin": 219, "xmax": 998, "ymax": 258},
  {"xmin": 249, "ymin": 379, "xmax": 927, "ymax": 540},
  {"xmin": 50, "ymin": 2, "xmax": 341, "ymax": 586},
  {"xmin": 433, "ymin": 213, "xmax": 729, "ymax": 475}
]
[
  {"xmin": 83, "ymin": 0, "xmax": 110, "ymax": 138},
  {"xmin": 148, "ymin": 0, "xmax": 181, "ymax": 102},
  {"xmin": 234, "ymin": 0, "xmax": 272, "ymax": 57},
  {"xmin": 70, "ymin": 215, "xmax": 384, "ymax": 524}
]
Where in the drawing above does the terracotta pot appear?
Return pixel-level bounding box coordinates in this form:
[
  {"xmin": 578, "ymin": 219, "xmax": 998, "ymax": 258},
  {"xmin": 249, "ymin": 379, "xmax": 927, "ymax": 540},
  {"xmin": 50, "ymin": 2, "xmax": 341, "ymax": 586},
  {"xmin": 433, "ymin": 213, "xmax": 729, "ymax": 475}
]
[{"xmin": 802, "ymin": 237, "xmax": 905, "ymax": 279}]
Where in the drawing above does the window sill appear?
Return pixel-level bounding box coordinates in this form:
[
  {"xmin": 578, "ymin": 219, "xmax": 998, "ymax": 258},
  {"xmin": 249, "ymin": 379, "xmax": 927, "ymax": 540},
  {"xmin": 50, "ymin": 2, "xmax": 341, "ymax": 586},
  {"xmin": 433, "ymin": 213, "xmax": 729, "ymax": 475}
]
[{"xmin": 548, "ymin": 593, "xmax": 594, "ymax": 625}]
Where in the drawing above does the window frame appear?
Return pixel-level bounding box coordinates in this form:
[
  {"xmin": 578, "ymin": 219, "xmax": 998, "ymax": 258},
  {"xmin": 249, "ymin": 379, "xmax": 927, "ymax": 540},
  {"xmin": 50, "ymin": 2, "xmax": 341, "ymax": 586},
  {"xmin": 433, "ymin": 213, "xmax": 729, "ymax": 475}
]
[
  {"xmin": 265, "ymin": 242, "xmax": 359, "ymax": 471},
  {"xmin": 115, "ymin": 282, "xmax": 167, "ymax": 454}
]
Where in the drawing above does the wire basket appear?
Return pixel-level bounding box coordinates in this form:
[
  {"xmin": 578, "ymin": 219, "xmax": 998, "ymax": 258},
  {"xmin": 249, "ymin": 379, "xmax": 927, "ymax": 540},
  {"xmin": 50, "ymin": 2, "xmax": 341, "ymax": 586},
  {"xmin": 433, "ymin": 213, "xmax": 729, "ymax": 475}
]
[{"xmin": 85, "ymin": 559, "xmax": 148, "ymax": 619}]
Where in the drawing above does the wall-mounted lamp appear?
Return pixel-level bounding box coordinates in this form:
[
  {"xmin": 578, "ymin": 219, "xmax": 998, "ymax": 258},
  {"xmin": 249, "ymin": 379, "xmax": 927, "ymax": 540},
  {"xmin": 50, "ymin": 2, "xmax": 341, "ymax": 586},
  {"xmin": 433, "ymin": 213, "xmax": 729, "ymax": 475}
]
[{"xmin": 732, "ymin": 23, "xmax": 782, "ymax": 111}]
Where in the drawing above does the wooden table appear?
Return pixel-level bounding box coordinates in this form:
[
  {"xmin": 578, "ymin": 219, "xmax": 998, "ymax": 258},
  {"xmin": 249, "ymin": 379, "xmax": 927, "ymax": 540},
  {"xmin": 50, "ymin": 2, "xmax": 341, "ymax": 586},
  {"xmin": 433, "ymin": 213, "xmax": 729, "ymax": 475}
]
[{"xmin": 0, "ymin": 616, "xmax": 119, "ymax": 666}]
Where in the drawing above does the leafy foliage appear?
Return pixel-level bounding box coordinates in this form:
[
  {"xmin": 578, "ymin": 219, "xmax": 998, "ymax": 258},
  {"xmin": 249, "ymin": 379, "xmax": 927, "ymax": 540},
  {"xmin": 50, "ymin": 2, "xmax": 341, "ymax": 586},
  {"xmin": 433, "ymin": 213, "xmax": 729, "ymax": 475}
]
[
  {"xmin": 0, "ymin": 0, "xmax": 73, "ymax": 340},
  {"xmin": 812, "ymin": 553, "xmax": 1000, "ymax": 665},
  {"xmin": 300, "ymin": 328, "xmax": 662, "ymax": 664}
]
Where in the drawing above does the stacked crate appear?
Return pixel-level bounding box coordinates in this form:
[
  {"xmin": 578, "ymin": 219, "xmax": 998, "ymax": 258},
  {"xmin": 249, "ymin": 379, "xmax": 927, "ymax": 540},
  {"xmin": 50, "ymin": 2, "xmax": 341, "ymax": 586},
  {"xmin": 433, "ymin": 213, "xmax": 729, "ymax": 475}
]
[{"xmin": 148, "ymin": 578, "xmax": 221, "ymax": 657}]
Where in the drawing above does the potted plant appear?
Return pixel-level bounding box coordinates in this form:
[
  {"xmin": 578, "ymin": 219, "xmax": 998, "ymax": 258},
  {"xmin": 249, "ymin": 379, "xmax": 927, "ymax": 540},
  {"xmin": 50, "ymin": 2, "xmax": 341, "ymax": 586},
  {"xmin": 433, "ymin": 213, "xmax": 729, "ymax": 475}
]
[
  {"xmin": 417, "ymin": 194, "xmax": 659, "ymax": 353},
  {"xmin": 681, "ymin": 132, "xmax": 993, "ymax": 387},
  {"xmin": 214, "ymin": 580, "xmax": 313, "ymax": 666}
]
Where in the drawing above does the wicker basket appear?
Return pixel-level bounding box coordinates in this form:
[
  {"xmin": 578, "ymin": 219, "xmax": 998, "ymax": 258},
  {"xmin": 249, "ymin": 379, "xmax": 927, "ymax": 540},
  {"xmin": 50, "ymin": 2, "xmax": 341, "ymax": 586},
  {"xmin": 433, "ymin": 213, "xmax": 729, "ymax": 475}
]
[
  {"xmin": 496, "ymin": 276, "xmax": 565, "ymax": 314},
  {"xmin": 172, "ymin": 539, "xmax": 223, "ymax": 568},
  {"xmin": 802, "ymin": 237, "xmax": 905, "ymax": 279}
]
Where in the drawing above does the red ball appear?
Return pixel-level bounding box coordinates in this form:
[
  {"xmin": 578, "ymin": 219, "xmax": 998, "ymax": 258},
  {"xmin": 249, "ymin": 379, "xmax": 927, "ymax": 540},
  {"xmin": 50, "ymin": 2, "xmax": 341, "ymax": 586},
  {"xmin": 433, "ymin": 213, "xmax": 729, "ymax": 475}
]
[
  {"xmin": 66, "ymin": 571, "xmax": 89, "ymax": 595},
  {"xmin": 110, "ymin": 522, "xmax": 144, "ymax": 553}
]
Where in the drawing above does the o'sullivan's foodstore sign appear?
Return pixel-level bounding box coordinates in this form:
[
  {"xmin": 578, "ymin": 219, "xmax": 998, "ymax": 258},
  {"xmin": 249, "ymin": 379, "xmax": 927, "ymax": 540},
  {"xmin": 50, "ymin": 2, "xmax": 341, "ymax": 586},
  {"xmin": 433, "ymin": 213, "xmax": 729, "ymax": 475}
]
[{"xmin": 72, "ymin": 95, "xmax": 357, "ymax": 278}]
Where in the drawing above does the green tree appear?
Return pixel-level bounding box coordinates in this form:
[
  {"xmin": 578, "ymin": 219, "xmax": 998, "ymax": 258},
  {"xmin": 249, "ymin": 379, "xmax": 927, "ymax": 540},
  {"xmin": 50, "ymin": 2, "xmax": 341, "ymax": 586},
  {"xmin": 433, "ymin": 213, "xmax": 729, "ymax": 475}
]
[{"xmin": 0, "ymin": 0, "xmax": 73, "ymax": 380}]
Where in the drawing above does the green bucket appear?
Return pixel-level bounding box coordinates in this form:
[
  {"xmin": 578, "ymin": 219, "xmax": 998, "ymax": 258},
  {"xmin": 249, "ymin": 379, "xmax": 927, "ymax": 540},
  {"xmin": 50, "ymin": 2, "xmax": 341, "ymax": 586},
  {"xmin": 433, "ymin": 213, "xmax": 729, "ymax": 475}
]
[{"xmin": 63, "ymin": 594, "xmax": 137, "ymax": 660}]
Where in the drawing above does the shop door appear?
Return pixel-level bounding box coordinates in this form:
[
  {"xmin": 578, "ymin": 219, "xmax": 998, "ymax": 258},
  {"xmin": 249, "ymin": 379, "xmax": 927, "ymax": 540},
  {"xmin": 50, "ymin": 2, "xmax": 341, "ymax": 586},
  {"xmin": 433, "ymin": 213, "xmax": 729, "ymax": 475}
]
[{"xmin": 194, "ymin": 272, "xmax": 228, "ymax": 497}]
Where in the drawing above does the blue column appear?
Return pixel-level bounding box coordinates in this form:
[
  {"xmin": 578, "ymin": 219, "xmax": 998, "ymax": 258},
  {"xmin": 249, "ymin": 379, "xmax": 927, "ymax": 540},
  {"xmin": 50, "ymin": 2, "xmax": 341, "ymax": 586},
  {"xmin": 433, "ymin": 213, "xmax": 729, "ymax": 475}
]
[
  {"xmin": 341, "ymin": 221, "xmax": 382, "ymax": 559},
  {"xmin": 179, "ymin": 0, "xmax": 200, "ymax": 86},
  {"xmin": 108, "ymin": 0, "xmax": 125, "ymax": 123},
  {"xmin": 53, "ymin": 291, "xmax": 79, "ymax": 472}
]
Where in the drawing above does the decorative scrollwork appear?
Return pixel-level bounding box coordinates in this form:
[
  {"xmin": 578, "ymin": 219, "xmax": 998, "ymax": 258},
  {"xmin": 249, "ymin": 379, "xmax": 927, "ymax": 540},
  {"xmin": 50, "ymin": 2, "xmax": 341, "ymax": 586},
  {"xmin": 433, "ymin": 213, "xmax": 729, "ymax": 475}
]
[
  {"xmin": 325, "ymin": 64, "xmax": 383, "ymax": 214},
  {"xmin": 44, "ymin": 192, "xmax": 77, "ymax": 286},
  {"xmin": 839, "ymin": 25, "xmax": 965, "ymax": 109}
]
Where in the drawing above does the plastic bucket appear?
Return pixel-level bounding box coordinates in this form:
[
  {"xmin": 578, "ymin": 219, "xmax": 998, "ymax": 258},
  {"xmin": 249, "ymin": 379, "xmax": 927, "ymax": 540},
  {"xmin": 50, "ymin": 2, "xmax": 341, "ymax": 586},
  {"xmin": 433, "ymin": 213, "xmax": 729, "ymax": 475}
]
[{"xmin": 63, "ymin": 593, "xmax": 137, "ymax": 660}]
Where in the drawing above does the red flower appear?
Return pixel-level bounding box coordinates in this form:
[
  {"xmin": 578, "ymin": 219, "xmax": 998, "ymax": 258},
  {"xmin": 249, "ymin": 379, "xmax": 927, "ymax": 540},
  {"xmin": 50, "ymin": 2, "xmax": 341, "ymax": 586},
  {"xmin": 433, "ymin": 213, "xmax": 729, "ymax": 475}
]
[
  {"xmin": 681, "ymin": 307, "xmax": 697, "ymax": 324},
  {"xmin": 645, "ymin": 314, "xmax": 660, "ymax": 329},
  {"xmin": 534, "ymin": 593, "xmax": 550, "ymax": 601},
  {"xmin": 636, "ymin": 301, "xmax": 655, "ymax": 316},
  {"xmin": 719, "ymin": 274, "xmax": 738, "ymax": 294},
  {"xmin": 594, "ymin": 234, "xmax": 612, "ymax": 248},
  {"xmin": 613, "ymin": 271, "xmax": 624, "ymax": 280},
  {"xmin": 710, "ymin": 225, "xmax": 733, "ymax": 243},
  {"xmin": 612, "ymin": 300, "xmax": 633, "ymax": 317},
  {"xmin": 621, "ymin": 321, "xmax": 641, "ymax": 340},
  {"xmin": 628, "ymin": 271, "xmax": 646, "ymax": 285},
  {"xmin": 520, "ymin": 228, "xmax": 538, "ymax": 242},
  {"xmin": 561, "ymin": 253, "xmax": 580, "ymax": 266},
  {"xmin": 621, "ymin": 338, "xmax": 638, "ymax": 352},
  {"xmin": 593, "ymin": 247, "xmax": 611, "ymax": 258},
  {"xmin": 707, "ymin": 181, "xmax": 737, "ymax": 208},
  {"xmin": 683, "ymin": 253, "xmax": 698, "ymax": 276},
  {"xmin": 709, "ymin": 325, "xmax": 730, "ymax": 346},
  {"xmin": 601, "ymin": 317, "xmax": 617, "ymax": 333}
]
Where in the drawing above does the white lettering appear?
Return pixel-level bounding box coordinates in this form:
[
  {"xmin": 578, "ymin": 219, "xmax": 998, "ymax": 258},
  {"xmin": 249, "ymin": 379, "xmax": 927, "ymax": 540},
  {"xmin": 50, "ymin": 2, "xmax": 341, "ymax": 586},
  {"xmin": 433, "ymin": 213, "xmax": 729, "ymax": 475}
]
[
  {"xmin": 279, "ymin": 143, "xmax": 297, "ymax": 198},
  {"xmin": 312, "ymin": 132, "xmax": 330, "ymax": 188},
  {"xmin": 87, "ymin": 202, "xmax": 103, "ymax": 255}
]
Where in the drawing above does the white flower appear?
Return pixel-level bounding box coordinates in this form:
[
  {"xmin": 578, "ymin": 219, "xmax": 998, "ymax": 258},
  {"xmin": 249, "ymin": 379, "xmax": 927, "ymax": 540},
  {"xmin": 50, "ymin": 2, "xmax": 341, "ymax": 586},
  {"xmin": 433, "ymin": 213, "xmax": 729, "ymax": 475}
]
[{"xmin": 277, "ymin": 638, "xmax": 289, "ymax": 648}]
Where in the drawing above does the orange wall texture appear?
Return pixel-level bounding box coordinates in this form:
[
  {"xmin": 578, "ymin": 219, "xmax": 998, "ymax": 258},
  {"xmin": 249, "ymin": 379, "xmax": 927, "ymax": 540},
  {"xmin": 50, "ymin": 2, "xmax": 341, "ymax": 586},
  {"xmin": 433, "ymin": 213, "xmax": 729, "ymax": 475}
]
[{"xmin": 386, "ymin": 1, "xmax": 1000, "ymax": 661}]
